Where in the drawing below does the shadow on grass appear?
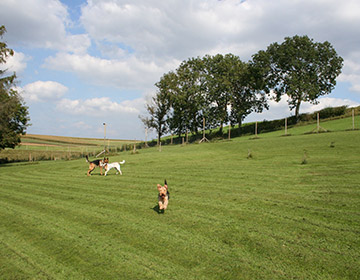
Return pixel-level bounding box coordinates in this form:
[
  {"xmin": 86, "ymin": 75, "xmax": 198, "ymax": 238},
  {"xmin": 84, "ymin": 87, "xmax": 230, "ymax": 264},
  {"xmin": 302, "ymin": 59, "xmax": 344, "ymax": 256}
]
[{"xmin": 152, "ymin": 204, "xmax": 166, "ymax": 214}]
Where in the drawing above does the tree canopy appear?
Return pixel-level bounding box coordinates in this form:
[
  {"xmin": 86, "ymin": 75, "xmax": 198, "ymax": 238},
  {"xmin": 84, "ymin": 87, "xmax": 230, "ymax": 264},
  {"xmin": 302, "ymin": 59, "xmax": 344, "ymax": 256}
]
[
  {"xmin": 0, "ymin": 25, "xmax": 30, "ymax": 150},
  {"xmin": 252, "ymin": 35, "xmax": 343, "ymax": 120},
  {"xmin": 141, "ymin": 54, "xmax": 268, "ymax": 139}
]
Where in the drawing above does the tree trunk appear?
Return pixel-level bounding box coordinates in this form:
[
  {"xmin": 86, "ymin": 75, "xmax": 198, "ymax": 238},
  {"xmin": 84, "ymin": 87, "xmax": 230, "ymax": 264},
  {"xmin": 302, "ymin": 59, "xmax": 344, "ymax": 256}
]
[
  {"xmin": 157, "ymin": 125, "xmax": 162, "ymax": 145},
  {"xmin": 238, "ymin": 119, "xmax": 243, "ymax": 136},
  {"xmin": 295, "ymin": 100, "xmax": 302, "ymax": 122}
]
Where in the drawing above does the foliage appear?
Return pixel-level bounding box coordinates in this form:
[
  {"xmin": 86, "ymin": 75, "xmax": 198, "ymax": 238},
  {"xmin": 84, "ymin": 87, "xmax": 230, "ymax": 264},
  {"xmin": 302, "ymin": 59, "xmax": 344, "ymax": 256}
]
[
  {"xmin": 144, "ymin": 35, "xmax": 343, "ymax": 139},
  {"xmin": 252, "ymin": 35, "xmax": 344, "ymax": 120},
  {"xmin": 144, "ymin": 54, "xmax": 268, "ymax": 139},
  {"xmin": 0, "ymin": 25, "xmax": 30, "ymax": 149},
  {"xmin": 169, "ymin": 57, "xmax": 206, "ymax": 136}
]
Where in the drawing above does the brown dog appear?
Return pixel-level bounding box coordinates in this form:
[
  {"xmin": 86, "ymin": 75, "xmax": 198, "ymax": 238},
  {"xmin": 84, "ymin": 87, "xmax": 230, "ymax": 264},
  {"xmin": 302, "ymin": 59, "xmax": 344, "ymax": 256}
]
[
  {"xmin": 85, "ymin": 155, "xmax": 108, "ymax": 176},
  {"xmin": 157, "ymin": 180, "xmax": 170, "ymax": 212}
]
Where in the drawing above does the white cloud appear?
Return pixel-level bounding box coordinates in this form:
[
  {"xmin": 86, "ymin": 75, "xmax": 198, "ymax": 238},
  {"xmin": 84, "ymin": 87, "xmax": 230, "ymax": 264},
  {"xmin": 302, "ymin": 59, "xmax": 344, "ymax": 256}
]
[
  {"xmin": 56, "ymin": 97, "xmax": 144, "ymax": 116},
  {"xmin": 338, "ymin": 52, "xmax": 360, "ymax": 93},
  {"xmin": 301, "ymin": 97, "xmax": 360, "ymax": 113},
  {"xmin": 0, "ymin": 51, "xmax": 28, "ymax": 74},
  {"xmin": 80, "ymin": 0, "xmax": 260, "ymax": 60},
  {"xmin": 43, "ymin": 52, "xmax": 179, "ymax": 89},
  {"xmin": 0, "ymin": 0, "xmax": 90, "ymax": 54},
  {"xmin": 22, "ymin": 81, "xmax": 68, "ymax": 102}
]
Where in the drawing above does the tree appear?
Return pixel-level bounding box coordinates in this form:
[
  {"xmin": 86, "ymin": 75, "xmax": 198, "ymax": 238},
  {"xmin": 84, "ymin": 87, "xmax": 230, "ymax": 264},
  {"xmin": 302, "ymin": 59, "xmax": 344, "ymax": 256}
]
[
  {"xmin": 202, "ymin": 54, "xmax": 235, "ymax": 133},
  {"xmin": 229, "ymin": 60, "xmax": 268, "ymax": 131},
  {"xmin": 140, "ymin": 72, "xmax": 174, "ymax": 144},
  {"xmin": 0, "ymin": 25, "xmax": 30, "ymax": 150},
  {"xmin": 169, "ymin": 57, "xmax": 207, "ymax": 136},
  {"xmin": 252, "ymin": 35, "xmax": 343, "ymax": 120}
]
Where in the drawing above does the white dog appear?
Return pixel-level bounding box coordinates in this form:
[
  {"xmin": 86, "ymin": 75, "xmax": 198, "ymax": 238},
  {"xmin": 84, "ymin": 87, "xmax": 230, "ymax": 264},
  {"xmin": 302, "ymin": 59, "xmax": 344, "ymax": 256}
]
[{"xmin": 104, "ymin": 160, "xmax": 125, "ymax": 176}]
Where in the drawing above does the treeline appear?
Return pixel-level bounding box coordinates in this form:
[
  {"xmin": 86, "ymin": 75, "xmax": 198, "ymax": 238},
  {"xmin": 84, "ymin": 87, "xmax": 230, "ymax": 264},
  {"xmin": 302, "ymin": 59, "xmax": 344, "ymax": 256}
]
[
  {"xmin": 142, "ymin": 105, "xmax": 355, "ymax": 146},
  {"xmin": 141, "ymin": 53, "xmax": 268, "ymax": 143},
  {"xmin": 141, "ymin": 35, "xmax": 343, "ymax": 143}
]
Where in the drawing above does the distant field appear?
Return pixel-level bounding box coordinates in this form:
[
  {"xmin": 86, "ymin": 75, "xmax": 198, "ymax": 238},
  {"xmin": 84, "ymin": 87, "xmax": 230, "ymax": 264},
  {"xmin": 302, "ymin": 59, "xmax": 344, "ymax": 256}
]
[
  {"xmin": 20, "ymin": 134, "xmax": 139, "ymax": 150},
  {"xmin": 0, "ymin": 134, "xmax": 141, "ymax": 162},
  {"xmin": 0, "ymin": 120, "xmax": 359, "ymax": 279}
]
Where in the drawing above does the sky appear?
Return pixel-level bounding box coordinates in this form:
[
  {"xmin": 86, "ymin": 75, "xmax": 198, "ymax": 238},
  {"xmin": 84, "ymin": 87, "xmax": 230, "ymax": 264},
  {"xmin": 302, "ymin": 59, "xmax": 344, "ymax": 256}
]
[{"xmin": 1, "ymin": 0, "xmax": 360, "ymax": 140}]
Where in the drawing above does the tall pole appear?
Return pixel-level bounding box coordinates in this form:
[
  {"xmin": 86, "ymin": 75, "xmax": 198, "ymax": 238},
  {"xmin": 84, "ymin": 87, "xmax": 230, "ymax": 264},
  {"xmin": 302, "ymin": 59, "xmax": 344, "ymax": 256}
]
[
  {"xmin": 103, "ymin": 123, "xmax": 106, "ymax": 149},
  {"xmin": 317, "ymin": 113, "xmax": 320, "ymax": 133},
  {"xmin": 199, "ymin": 117, "xmax": 209, "ymax": 143},
  {"xmin": 145, "ymin": 127, "xmax": 149, "ymax": 147},
  {"xmin": 203, "ymin": 118, "xmax": 205, "ymax": 139}
]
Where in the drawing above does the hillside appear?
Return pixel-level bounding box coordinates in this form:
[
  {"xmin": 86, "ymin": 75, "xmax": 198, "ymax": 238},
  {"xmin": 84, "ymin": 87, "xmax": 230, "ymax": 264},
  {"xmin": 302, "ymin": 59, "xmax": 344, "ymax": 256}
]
[
  {"xmin": 0, "ymin": 123, "xmax": 359, "ymax": 279},
  {"xmin": 1, "ymin": 106, "xmax": 359, "ymax": 163}
]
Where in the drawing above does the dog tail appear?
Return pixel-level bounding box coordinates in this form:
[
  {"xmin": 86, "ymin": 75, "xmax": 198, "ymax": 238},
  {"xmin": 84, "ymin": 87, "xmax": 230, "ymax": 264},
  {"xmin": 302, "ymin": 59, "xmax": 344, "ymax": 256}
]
[
  {"xmin": 164, "ymin": 179, "xmax": 169, "ymax": 199},
  {"xmin": 85, "ymin": 155, "xmax": 89, "ymax": 163},
  {"xmin": 119, "ymin": 160, "xmax": 125, "ymax": 164}
]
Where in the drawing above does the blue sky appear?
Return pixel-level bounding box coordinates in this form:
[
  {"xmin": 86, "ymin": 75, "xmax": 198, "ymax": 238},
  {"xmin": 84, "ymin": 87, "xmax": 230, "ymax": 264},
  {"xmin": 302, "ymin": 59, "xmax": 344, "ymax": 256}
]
[{"xmin": 1, "ymin": 0, "xmax": 360, "ymax": 140}]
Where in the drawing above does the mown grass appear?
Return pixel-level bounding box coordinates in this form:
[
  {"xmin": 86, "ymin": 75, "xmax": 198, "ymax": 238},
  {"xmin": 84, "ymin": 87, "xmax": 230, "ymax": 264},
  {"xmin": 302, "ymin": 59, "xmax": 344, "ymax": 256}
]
[{"xmin": 1, "ymin": 125, "xmax": 360, "ymax": 279}]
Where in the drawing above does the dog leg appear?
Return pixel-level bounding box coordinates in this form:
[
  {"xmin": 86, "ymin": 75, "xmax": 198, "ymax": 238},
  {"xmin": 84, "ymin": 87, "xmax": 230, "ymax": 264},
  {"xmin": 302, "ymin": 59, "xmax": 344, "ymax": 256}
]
[
  {"xmin": 158, "ymin": 199, "xmax": 163, "ymax": 210},
  {"xmin": 163, "ymin": 198, "xmax": 168, "ymax": 210},
  {"xmin": 88, "ymin": 168, "xmax": 94, "ymax": 176}
]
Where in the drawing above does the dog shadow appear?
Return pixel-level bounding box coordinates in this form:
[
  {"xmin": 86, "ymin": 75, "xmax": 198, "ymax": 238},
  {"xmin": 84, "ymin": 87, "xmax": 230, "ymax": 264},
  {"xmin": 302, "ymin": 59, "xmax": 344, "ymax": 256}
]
[{"xmin": 152, "ymin": 204, "xmax": 166, "ymax": 214}]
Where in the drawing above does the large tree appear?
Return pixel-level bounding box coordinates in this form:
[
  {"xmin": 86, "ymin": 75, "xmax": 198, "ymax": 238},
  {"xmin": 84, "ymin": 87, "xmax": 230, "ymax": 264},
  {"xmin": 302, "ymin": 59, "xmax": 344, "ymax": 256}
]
[
  {"xmin": 169, "ymin": 57, "xmax": 207, "ymax": 136},
  {"xmin": 252, "ymin": 35, "xmax": 343, "ymax": 120},
  {"xmin": 202, "ymin": 54, "xmax": 235, "ymax": 133},
  {"xmin": 229, "ymin": 60, "xmax": 268, "ymax": 131},
  {"xmin": 0, "ymin": 25, "xmax": 30, "ymax": 150}
]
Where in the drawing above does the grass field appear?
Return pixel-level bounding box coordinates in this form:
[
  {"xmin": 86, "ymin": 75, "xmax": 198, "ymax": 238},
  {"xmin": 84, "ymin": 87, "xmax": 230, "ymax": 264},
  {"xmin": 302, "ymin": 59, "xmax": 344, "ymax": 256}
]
[
  {"xmin": 1, "ymin": 120, "xmax": 360, "ymax": 279},
  {"xmin": 0, "ymin": 134, "xmax": 140, "ymax": 162},
  {"xmin": 20, "ymin": 134, "xmax": 139, "ymax": 151}
]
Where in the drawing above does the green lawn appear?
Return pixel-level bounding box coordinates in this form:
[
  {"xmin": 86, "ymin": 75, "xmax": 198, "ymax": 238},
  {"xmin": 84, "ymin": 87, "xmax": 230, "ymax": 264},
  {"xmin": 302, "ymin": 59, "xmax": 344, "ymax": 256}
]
[{"xmin": 1, "ymin": 127, "xmax": 359, "ymax": 279}]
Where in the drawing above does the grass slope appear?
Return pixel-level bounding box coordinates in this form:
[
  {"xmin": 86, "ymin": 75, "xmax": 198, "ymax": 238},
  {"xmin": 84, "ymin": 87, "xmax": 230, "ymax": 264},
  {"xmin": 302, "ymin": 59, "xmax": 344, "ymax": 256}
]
[{"xmin": 1, "ymin": 127, "xmax": 359, "ymax": 279}]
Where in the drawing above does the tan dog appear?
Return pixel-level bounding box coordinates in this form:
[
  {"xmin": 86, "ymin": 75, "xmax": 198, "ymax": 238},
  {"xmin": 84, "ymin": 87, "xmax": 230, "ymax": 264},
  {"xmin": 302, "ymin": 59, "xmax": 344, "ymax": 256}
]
[
  {"xmin": 157, "ymin": 180, "xmax": 170, "ymax": 212},
  {"xmin": 85, "ymin": 156, "xmax": 108, "ymax": 176}
]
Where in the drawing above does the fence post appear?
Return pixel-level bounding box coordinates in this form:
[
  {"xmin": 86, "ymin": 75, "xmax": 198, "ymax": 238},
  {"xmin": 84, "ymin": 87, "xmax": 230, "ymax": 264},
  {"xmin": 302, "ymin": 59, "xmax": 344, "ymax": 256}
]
[
  {"xmin": 352, "ymin": 108, "xmax": 355, "ymax": 130},
  {"xmin": 255, "ymin": 121, "xmax": 258, "ymax": 137},
  {"xmin": 317, "ymin": 113, "xmax": 320, "ymax": 133},
  {"xmin": 285, "ymin": 118, "xmax": 288, "ymax": 136}
]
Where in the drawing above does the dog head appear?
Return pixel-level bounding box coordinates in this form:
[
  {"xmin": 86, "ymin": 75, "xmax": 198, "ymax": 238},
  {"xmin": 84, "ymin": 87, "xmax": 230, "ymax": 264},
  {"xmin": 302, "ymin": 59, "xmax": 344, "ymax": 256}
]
[
  {"xmin": 100, "ymin": 157, "xmax": 109, "ymax": 167},
  {"xmin": 157, "ymin": 181, "xmax": 168, "ymax": 199}
]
